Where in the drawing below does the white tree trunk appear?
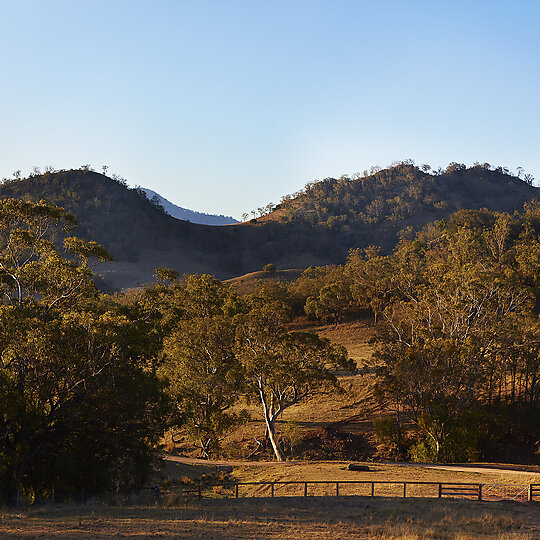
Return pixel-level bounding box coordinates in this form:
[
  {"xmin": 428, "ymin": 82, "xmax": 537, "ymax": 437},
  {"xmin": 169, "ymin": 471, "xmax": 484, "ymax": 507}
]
[
  {"xmin": 265, "ymin": 415, "xmax": 286, "ymax": 462},
  {"xmin": 258, "ymin": 382, "xmax": 286, "ymax": 461}
]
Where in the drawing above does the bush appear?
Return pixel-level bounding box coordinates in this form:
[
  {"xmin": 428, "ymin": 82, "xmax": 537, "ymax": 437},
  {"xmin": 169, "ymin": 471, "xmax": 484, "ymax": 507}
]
[
  {"xmin": 373, "ymin": 415, "xmax": 409, "ymax": 461},
  {"xmin": 263, "ymin": 263, "xmax": 277, "ymax": 274}
]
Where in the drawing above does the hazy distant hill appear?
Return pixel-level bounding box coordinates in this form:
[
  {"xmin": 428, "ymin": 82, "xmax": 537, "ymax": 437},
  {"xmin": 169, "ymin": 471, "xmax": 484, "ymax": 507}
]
[
  {"xmin": 141, "ymin": 187, "xmax": 238, "ymax": 225},
  {"xmin": 0, "ymin": 163, "xmax": 537, "ymax": 290}
]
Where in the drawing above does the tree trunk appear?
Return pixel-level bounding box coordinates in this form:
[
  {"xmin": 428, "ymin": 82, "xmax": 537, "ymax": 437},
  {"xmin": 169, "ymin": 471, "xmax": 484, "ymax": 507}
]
[
  {"xmin": 200, "ymin": 439, "xmax": 211, "ymax": 460},
  {"xmin": 258, "ymin": 381, "xmax": 286, "ymax": 461},
  {"xmin": 265, "ymin": 415, "xmax": 286, "ymax": 462}
]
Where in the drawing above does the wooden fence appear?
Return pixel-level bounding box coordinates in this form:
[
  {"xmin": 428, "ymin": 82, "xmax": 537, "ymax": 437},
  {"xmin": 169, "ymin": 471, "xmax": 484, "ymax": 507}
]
[{"xmin": 158, "ymin": 481, "xmax": 540, "ymax": 503}]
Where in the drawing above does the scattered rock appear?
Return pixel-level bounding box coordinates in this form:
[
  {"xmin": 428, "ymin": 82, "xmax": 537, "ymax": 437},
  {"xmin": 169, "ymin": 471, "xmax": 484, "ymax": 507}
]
[{"xmin": 348, "ymin": 463, "xmax": 370, "ymax": 471}]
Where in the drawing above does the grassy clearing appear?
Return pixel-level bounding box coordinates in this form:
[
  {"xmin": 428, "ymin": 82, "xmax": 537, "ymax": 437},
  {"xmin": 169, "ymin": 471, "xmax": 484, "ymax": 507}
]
[
  {"xmin": 231, "ymin": 461, "xmax": 540, "ymax": 487},
  {"xmin": 290, "ymin": 317, "xmax": 378, "ymax": 367},
  {"xmin": 225, "ymin": 269, "xmax": 305, "ymax": 294},
  {"xmin": 1, "ymin": 497, "xmax": 536, "ymax": 539},
  {"xmin": 160, "ymin": 458, "xmax": 540, "ymax": 490},
  {"xmin": 5, "ymin": 453, "xmax": 540, "ymax": 538}
]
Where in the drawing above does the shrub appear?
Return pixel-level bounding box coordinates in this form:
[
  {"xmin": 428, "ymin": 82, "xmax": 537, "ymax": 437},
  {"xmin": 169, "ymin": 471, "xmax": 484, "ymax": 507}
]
[{"xmin": 263, "ymin": 263, "xmax": 277, "ymax": 274}]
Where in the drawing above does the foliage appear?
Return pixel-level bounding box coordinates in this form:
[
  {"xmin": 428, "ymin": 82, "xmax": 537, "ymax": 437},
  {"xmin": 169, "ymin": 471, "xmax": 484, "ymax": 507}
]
[
  {"xmin": 160, "ymin": 316, "xmax": 247, "ymax": 458},
  {"xmin": 304, "ymin": 273, "xmax": 356, "ymax": 323},
  {"xmin": 262, "ymin": 263, "xmax": 276, "ymax": 274},
  {"xmin": 373, "ymin": 415, "xmax": 410, "ymax": 461},
  {"xmin": 235, "ymin": 302, "xmax": 354, "ymax": 460},
  {"xmin": 0, "ymin": 199, "xmax": 167, "ymax": 504},
  {"xmin": 366, "ymin": 208, "xmax": 540, "ymax": 461}
]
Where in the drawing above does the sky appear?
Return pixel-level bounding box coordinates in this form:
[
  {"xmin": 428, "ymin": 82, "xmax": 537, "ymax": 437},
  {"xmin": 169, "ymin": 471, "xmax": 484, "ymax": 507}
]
[{"xmin": 1, "ymin": 1, "xmax": 539, "ymax": 219}]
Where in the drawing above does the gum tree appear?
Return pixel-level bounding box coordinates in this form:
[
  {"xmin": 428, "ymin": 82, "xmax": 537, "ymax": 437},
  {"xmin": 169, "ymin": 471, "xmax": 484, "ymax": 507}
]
[
  {"xmin": 0, "ymin": 199, "xmax": 167, "ymax": 503},
  {"xmin": 236, "ymin": 303, "xmax": 353, "ymax": 461}
]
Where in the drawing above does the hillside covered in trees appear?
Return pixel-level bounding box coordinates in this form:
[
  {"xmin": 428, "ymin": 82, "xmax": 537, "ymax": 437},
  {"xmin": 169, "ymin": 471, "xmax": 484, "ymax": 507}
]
[
  {"xmin": 1, "ymin": 195, "xmax": 539, "ymax": 507},
  {"xmin": 0, "ymin": 162, "xmax": 537, "ymax": 289}
]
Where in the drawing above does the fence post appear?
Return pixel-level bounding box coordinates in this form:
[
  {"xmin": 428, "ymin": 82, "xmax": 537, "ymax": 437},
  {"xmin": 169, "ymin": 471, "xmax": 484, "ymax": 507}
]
[
  {"xmin": 235, "ymin": 484, "xmax": 239, "ymax": 499},
  {"xmin": 529, "ymin": 485, "xmax": 533, "ymax": 502},
  {"xmin": 304, "ymin": 482, "xmax": 308, "ymax": 497},
  {"xmin": 336, "ymin": 482, "xmax": 339, "ymax": 497},
  {"xmin": 156, "ymin": 484, "xmax": 161, "ymax": 501},
  {"xmin": 271, "ymin": 482, "xmax": 274, "ymax": 497},
  {"xmin": 438, "ymin": 483, "xmax": 442, "ymax": 498},
  {"xmin": 403, "ymin": 482, "xmax": 406, "ymax": 498},
  {"xmin": 198, "ymin": 483, "xmax": 202, "ymax": 500},
  {"xmin": 371, "ymin": 482, "xmax": 374, "ymax": 497},
  {"xmin": 478, "ymin": 484, "xmax": 482, "ymax": 501}
]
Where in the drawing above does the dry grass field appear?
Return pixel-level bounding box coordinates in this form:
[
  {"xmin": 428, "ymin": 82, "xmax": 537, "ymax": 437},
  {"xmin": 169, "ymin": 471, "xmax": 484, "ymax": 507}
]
[
  {"xmin": 3, "ymin": 459, "xmax": 540, "ymax": 539},
  {"xmin": 160, "ymin": 458, "xmax": 540, "ymax": 492},
  {"xmin": 225, "ymin": 269, "xmax": 305, "ymax": 294},
  {"xmin": 1, "ymin": 497, "xmax": 538, "ymax": 539}
]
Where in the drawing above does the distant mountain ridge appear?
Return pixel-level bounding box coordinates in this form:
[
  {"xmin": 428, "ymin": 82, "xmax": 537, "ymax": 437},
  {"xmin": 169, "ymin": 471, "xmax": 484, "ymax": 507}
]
[
  {"xmin": 0, "ymin": 163, "xmax": 537, "ymax": 290},
  {"xmin": 141, "ymin": 187, "xmax": 238, "ymax": 225}
]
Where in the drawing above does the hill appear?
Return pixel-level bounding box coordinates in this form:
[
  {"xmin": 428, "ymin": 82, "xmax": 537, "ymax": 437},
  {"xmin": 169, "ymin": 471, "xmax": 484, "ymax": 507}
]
[
  {"xmin": 225, "ymin": 268, "xmax": 304, "ymax": 294},
  {"xmin": 261, "ymin": 162, "xmax": 538, "ymax": 247},
  {"xmin": 141, "ymin": 187, "xmax": 238, "ymax": 225},
  {"xmin": 0, "ymin": 169, "xmax": 231, "ymax": 289},
  {"xmin": 0, "ymin": 163, "xmax": 537, "ymax": 289}
]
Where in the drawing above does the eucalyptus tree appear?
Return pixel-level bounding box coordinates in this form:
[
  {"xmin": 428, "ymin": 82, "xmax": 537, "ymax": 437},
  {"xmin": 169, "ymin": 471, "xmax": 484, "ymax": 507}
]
[
  {"xmin": 375, "ymin": 212, "xmax": 538, "ymax": 461},
  {"xmin": 0, "ymin": 199, "xmax": 167, "ymax": 503},
  {"xmin": 236, "ymin": 303, "xmax": 353, "ymax": 461},
  {"xmin": 160, "ymin": 316, "xmax": 246, "ymax": 458}
]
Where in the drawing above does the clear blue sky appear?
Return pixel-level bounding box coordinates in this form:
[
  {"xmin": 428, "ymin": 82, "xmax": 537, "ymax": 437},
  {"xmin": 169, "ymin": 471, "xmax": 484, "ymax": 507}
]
[{"xmin": 1, "ymin": 1, "xmax": 538, "ymax": 219}]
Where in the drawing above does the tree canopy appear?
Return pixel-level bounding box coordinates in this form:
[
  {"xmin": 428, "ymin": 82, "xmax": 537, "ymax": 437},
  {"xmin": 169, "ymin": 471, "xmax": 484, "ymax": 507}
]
[{"xmin": 0, "ymin": 199, "xmax": 167, "ymax": 504}]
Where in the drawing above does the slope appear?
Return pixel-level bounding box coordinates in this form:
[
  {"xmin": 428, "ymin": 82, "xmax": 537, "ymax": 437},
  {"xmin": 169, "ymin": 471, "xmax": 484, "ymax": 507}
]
[{"xmin": 0, "ymin": 164, "xmax": 537, "ymax": 290}]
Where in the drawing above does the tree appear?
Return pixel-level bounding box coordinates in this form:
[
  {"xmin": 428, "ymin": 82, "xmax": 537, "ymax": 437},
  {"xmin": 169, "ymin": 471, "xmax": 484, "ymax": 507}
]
[
  {"xmin": 374, "ymin": 213, "xmax": 538, "ymax": 461},
  {"xmin": 0, "ymin": 199, "xmax": 167, "ymax": 503},
  {"xmin": 263, "ymin": 263, "xmax": 276, "ymax": 274},
  {"xmin": 160, "ymin": 316, "xmax": 246, "ymax": 458},
  {"xmin": 346, "ymin": 247, "xmax": 396, "ymax": 323},
  {"xmin": 0, "ymin": 198, "xmax": 109, "ymax": 309},
  {"xmin": 236, "ymin": 303, "xmax": 352, "ymax": 460},
  {"xmin": 305, "ymin": 280, "xmax": 354, "ymax": 323}
]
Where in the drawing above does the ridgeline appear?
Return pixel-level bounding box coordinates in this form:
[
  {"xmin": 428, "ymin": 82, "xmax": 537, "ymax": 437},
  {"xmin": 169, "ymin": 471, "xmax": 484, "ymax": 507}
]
[{"xmin": 0, "ymin": 162, "xmax": 537, "ymax": 289}]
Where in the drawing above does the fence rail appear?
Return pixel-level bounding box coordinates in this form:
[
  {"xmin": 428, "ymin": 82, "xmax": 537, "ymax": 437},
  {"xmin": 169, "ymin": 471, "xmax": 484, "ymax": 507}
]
[
  {"xmin": 530, "ymin": 484, "xmax": 540, "ymax": 501},
  {"xmin": 158, "ymin": 481, "xmax": 540, "ymax": 503}
]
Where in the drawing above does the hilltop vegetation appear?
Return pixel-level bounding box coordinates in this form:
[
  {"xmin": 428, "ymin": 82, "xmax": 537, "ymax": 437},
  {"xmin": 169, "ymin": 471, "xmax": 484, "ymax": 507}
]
[
  {"xmin": 0, "ymin": 168, "xmax": 172, "ymax": 262},
  {"xmin": 277, "ymin": 161, "xmax": 535, "ymax": 230},
  {"xmin": 0, "ymin": 162, "xmax": 537, "ymax": 289}
]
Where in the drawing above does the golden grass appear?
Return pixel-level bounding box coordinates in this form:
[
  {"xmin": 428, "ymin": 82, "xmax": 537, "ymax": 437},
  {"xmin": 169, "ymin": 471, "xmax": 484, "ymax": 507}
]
[
  {"xmin": 6, "ymin": 456, "xmax": 540, "ymax": 538},
  {"xmin": 225, "ymin": 268, "xmax": 305, "ymax": 284},
  {"xmin": 291, "ymin": 317, "xmax": 378, "ymax": 367},
  {"xmin": 215, "ymin": 461, "xmax": 540, "ymax": 489},
  {"xmin": 1, "ymin": 497, "xmax": 536, "ymax": 539}
]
